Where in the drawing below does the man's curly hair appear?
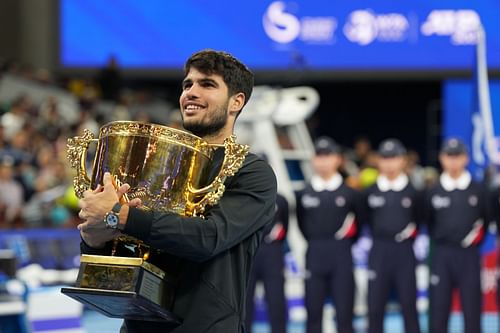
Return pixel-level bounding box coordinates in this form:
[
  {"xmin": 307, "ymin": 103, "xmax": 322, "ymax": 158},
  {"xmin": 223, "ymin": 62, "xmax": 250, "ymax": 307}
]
[{"xmin": 184, "ymin": 50, "xmax": 254, "ymax": 107}]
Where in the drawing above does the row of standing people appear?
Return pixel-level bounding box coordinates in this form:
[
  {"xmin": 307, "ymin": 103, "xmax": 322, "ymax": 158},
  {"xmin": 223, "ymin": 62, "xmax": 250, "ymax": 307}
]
[{"xmin": 246, "ymin": 136, "xmax": 493, "ymax": 333}]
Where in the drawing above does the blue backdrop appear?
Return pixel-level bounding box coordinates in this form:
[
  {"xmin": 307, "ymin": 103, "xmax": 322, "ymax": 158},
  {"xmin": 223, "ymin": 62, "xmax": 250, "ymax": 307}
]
[{"xmin": 60, "ymin": 0, "xmax": 500, "ymax": 71}]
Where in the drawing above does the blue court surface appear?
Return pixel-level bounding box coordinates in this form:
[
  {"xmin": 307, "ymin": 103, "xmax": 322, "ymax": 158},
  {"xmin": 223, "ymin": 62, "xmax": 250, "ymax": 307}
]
[{"xmin": 82, "ymin": 310, "xmax": 499, "ymax": 333}]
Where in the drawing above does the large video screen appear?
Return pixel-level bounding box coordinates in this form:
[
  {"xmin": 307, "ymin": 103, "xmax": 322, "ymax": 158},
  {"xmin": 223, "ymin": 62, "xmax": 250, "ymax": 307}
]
[{"xmin": 60, "ymin": 0, "xmax": 500, "ymax": 72}]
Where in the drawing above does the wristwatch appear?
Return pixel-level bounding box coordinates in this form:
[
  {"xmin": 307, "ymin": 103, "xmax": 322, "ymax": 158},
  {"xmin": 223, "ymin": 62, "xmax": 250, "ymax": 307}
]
[{"xmin": 104, "ymin": 202, "xmax": 122, "ymax": 229}]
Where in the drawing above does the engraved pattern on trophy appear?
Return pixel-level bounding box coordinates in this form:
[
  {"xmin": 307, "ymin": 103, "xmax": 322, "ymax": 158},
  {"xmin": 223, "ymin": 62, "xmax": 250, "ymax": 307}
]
[{"xmin": 188, "ymin": 135, "xmax": 250, "ymax": 216}]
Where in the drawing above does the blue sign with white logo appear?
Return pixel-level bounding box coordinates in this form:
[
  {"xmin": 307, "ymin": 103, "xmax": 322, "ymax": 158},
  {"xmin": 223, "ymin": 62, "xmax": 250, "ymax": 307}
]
[
  {"xmin": 60, "ymin": 1, "xmax": 500, "ymax": 71},
  {"xmin": 443, "ymin": 80, "xmax": 500, "ymax": 180}
]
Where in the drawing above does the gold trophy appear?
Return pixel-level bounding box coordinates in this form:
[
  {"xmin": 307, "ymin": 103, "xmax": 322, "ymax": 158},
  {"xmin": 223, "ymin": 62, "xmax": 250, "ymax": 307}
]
[{"xmin": 61, "ymin": 121, "xmax": 248, "ymax": 322}]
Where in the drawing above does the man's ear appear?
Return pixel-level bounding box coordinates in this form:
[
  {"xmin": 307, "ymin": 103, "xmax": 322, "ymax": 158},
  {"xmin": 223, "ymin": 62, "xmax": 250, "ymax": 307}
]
[{"xmin": 229, "ymin": 92, "xmax": 246, "ymax": 114}]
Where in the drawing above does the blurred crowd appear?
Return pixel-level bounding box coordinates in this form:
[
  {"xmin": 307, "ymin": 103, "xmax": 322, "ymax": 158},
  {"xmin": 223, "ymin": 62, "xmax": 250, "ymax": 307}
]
[
  {"xmin": 322, "ymin": 135, "xmax": 439, "ymax": 192},
  {"xmin": 0, "ymin": 57, "xmax": 181, "ymax": 229}
]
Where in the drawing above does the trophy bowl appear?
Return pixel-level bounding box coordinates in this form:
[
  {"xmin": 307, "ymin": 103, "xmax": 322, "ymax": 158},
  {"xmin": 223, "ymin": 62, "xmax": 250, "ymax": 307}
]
[
  {"xmin": 69, "ymin": 121, "xmax": 215, "ymax": 215},
  {"xmin": 62, "ymin": 121, "xmax": 249, "ymax": 322}
]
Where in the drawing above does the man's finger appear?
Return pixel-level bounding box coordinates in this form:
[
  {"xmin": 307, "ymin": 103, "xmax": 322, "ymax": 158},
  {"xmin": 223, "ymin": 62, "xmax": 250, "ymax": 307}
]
[
  {"xmin": 93, "ymin": 184, "xmax": 103, "ymax": 193},
  {"xmin": 77, "ymin": 221, "xmax": 89, "ymax": 231},
  {"xmin": 128, "ymin": 198, "xmax": 142, "ymax": 207},
  {"xmin": 78, "ymin": 200, "xmax": 86, "ymax": 209},
  {"xmin": 117, "ymin": 183, "xmax": 131, "ymax": 198},
  {"xmin": 103, "ymin": 172, "xmax": 118, "ymax": 194},
  {"xmin": 82, "ymin": 189, "xmax": 94, "ymax": 198}
]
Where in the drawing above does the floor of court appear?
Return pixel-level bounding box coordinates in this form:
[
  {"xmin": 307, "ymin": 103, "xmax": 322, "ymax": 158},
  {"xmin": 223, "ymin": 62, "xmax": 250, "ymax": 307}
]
[{"xmin": 82, "ymin": 310, "xmax": 499, "ymax": 333}]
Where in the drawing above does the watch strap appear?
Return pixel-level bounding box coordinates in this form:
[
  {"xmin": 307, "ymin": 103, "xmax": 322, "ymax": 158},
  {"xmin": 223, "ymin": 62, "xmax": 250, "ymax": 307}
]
[{"xmin": 111, "ymin": 202, "xmax": 122, "ymax": 214}]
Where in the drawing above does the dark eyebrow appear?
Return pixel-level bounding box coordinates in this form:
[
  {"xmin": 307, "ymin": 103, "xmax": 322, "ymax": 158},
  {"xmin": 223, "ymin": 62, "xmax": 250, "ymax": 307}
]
[
  {"xmin": 182, "ymin": 77, "xmax": 219, "ymax": 89},
  {"xmin": 198, "ymin": 78, "xmax": 219, "ymax": 87}
]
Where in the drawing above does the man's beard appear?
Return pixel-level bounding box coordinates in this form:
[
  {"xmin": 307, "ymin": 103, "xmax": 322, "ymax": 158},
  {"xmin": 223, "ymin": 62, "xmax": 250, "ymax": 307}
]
[{"xmin": 182, "ymin": 104, "xmax": 228, "ymax": 138}]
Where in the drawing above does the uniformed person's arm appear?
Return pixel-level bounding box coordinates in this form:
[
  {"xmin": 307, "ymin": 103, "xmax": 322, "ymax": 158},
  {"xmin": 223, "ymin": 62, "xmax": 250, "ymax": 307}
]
[
  {"xmin": 355, "ymin": 188, "xmax": 370, "ymax": 228},
  {"xmin": 295, "ymin": 191, "xmax": 307, "ymax": 238},
  {"xmin": 493, "ymin": 187, "xmax": 500, "ymax": 233},
  {"xmin": 468, "ymin": 183, "xmax": 489, "ymax": 247},
  {"xmin": 422, "ymin": 187, "xmax": 434, "ymax": 232},
  {"xmin": 413, "ymin": 189, "xmax": 425, "ymax": 228},
  {"xmin": 277, "ymin": 194, "xmax": 289, "ymax": 235},
  {"xmin": 351, "ymin": 188, "xmax": 366, "ymax": 231},
  {"xmin": 486, "ymin": 186, "xmax": 500, "ymax": 231},
  {"xmin": 120, "ymin": 158, "xmax": 277, "ymax": 262}
]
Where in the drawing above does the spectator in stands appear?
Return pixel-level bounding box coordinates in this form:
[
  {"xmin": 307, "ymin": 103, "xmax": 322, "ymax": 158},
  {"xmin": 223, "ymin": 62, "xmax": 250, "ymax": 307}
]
[
  {"xmin": 37, "ymin": 96, "xmax": 66, "ymax": 141},
  {"xmin": 406, "ymin": 150, "xmax": 426, "ymax": 190},
  {"xmin": 0, "ymin": 155, "xmax": 24, "ymax": 227},
  {"xmin": 97, "ymin": 55, "xmax": 123, "ymax": 102},
  {"xmin": 1, "ymin": 94, "xmax": 32, "ymax": 140},
  {"xmin": 351, "ymin": 135, "xmax": 372, "ymax": 168},
  {"xmin": 4, "ymin": 129, "xmax": 34, "ymax": 167},
  {"xmin": 33, "ymin": 145, "xmax": 68, "ymax": 193}
]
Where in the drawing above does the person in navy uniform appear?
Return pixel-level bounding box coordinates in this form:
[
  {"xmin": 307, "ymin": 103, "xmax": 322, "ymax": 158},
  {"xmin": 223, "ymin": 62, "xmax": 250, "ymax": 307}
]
[
  {"xmin": 364, "ymin": 138, "xmax": 421, "ymax": 333},
  {"xmin": 426, "ymin": 138, "xmax": 486, "ymax": 333},
  {"xmin": 297, "ymin": 136, "xmax": 361, "ymax": 333},
  {"xmin": 245, "ymin": 193, "xmax": 288, "ymax": 333}
]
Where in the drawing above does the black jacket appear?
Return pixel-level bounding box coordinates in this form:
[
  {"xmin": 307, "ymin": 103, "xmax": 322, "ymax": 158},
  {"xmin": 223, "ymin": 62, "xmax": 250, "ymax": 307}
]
[
  {"xmin": 296, "ymin": 182, "xmax": 361, "ymax": 242},
  {"xmin": 363, "ymin": 181, "xmax": 422, "ymax": 241},
  {"xmin": 81, "ymin": 149, "xmax": 277, "ymax": 332},
  {"xmin": 425, "ymin": 178, "xmax": 487, "ymax": 246}
]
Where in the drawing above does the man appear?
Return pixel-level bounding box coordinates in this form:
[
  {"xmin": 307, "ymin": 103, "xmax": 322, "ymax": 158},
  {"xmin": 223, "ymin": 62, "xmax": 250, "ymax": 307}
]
[
  {"xmin": 297, "ymin": 136, "xmax": 361, "ymax": 333},
  {"xmin": 245, "ymin": 193, "xmax": 288, "ymax": 333},
  {"xmin": 364, "ymin": 138, "xmax": 420, "ymax": 333},
  {"xmin": 77, "ymin": 50, "xmax": 277, "ymax": 333},
  {"xmin": 426, "ymin": 138, "xmax": 486, "ymax": 333}
]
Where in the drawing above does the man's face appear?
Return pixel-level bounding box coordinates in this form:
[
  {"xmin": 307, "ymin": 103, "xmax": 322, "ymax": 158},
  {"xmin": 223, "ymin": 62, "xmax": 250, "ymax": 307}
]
[
  {"xmin": 439, "ymin": 153, "xmax": 468, "ymax": 174},
  {"xmin": 377, "ymin": 156, "xmax": 406, "ymax": 177},
  {"xmin": 179, "ymin": 68, "xmax": 230, "ymax": 138},
  {"xmin": 312, "ymin": 154, "xmax": 342, "ymax": 176}
]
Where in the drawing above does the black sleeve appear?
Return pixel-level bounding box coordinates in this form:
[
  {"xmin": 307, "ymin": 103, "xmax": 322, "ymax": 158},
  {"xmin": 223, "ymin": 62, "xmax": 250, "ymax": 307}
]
[
  {"xmin": 422, "ymin": 188, "xmax": 434, "ymax": 231},
  {"xmin": 487, "ymin": 186, "xmax": 500, "ymax": 230},
  {"xmin": 481, "ymin": 184, "xmax": 492, "ymax": 227},
  {"xmin": 355, "ymin": 188, "xmax": 370, "ymax": 229},
  {"xmin": 122, "ymin": 158, "xmax": 277, "ymax": 262},
  {"xmin": 413, "ymin": 189, "xmax": 425, "ymax": 227},
  {"xmin": 295, "ymin": 190, "xmax": 307, "ymax": 238},
  {"xmin": 276, "ymin": 194, "xmax": 289, "ymax": 235}
]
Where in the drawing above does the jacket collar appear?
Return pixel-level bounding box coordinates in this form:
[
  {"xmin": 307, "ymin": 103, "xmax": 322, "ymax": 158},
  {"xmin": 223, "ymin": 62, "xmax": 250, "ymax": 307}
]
[
  {"xmin": 311, "ymin": 173, "xmax": 342, "ymax": 192},
  {"xmin": 377, "ymin": 174, "xmax": 408, "ymax": 192},
  {"xmin": 440, "ymin": 171, "xmax": 471, "ymax": 191}
]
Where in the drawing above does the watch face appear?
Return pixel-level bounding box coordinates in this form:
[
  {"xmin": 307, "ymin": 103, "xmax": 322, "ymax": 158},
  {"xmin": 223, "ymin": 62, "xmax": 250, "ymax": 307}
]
[{"xmin": 106, "ymin": 213, "xmax": 119, "ymax": 227}]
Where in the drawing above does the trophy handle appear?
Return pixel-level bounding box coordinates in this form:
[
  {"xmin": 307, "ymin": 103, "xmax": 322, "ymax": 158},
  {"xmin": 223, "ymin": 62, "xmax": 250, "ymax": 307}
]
[
  {"xmin": 187, "ymin": 135, "xmax": 249, "ymax": 217},
  {"xmin": 67, "ymin": 129, "xmax": 98, "ymax": 198}
]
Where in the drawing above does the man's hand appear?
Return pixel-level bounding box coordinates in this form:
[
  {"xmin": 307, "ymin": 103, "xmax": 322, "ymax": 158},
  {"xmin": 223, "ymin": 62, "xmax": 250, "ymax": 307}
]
[{"xmin": 77, "ymin": 172, "xmax": 141, "ymax": 248}]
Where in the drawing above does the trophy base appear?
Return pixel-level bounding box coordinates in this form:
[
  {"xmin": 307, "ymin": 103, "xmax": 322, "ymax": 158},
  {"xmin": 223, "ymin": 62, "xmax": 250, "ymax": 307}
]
[
  {"xmin": 61, "ymin": 254, "xmax": 181, "ymax": 324},
  {"xmin": 61, "ymin": 287, "xmax": 181, "ymax": 323}
]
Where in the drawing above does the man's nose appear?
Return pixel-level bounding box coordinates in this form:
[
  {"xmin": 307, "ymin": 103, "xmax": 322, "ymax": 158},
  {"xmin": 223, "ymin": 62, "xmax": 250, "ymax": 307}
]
[{"xmin": 184, "ymin": 84, "xmax": 200, "ymax": 98}]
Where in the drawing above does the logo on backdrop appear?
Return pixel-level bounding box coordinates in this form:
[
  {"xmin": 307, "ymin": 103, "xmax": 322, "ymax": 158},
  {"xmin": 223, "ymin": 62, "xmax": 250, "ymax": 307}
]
[
  {"xmin": 263, "ymin": 1, "xmax": 337, "ymax": 44},
  {"xmin": 421, "ymin": 10, "xmax": 481, "ymax": 45},
  {"xmin": 343, "ymin": 10, "xmax": 409, "ymax": 45}
]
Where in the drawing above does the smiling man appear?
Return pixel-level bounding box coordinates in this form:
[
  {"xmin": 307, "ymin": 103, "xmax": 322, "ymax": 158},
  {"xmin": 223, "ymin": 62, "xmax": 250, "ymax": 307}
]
[{"xmin": 77, "ymin": 50, "xmax": 277, "ymax": 333}]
